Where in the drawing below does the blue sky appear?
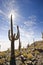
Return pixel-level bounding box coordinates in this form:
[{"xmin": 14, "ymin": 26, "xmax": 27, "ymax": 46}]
[{"xmin": 0, "ymin": 0, "xmax": 43, "ymax": 51}]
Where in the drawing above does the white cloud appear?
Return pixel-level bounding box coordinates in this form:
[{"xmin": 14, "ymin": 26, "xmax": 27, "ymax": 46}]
[
  {"xmin": 1, "ymin": 27, "xmax": 8, "ymax": 31},
  {"xmin": 18, "ymin": 15, "xmax": 37, "ymax": 46},
  {"xmin": 0, "ymin": 0, "xmax": 19, "ymax": 19},
  {"xmin": 0, "ymin": 40, "xmax": 10, "ymax": 51},
  {"xmin": 24, "ymin": 20, "xmax": 36, "ymax": 27},
  {"xmin": 0, "ymin": 10, "xmax": 6, "ymax": 16},
  {"xmin": 24, "ymin": 15, "xmax": 36, "ymax": 27},
  {"xmin": 0, "ymin": 0, "xmax": 25, "ymax": 25},
  {"xmin": 19, "ymin": 27, "xmax": 34, "ymax": 45},
  {"xmin": 2, "ymin": 0, "xmax": 15, "ymax": 9},
  {"xmin": 28, "ymin": 15, "xmax": 36, "ymax": 21}
]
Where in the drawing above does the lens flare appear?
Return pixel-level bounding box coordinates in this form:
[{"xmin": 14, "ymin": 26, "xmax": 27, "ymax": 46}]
[{"xmin": 9, "ymin": 10, "xmax": 16, "ymax": 21}]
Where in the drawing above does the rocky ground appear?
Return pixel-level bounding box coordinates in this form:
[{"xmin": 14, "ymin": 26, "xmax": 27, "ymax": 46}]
[{"xmin": 0, "ymin": 40, "xmax": 43, "ymax": 65}]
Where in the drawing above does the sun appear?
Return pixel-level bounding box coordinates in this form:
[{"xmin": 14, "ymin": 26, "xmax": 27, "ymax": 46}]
[{"xmin": 9, "ymin": 10, "xmax": 16, "ymax": 21}]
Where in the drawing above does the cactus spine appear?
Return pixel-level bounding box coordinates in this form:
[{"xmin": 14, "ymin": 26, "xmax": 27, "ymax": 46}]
[{"xmin": 8, "ymin": 15, "xmax": 19, "ymax": 65}]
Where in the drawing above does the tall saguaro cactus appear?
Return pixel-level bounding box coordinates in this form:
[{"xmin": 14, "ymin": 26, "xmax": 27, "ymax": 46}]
[{"xmin": 8, "ymin": 15, "xmax": 19, "ymax": 65}]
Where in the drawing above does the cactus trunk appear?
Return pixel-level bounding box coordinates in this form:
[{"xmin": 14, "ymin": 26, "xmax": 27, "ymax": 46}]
[
  {"xmin": 10, "ymin": 15, "xmax": 16, "ymax": 65},
  {"xmin": 10, "ymin": 40, "xmax": 16, "ymax": 65}
]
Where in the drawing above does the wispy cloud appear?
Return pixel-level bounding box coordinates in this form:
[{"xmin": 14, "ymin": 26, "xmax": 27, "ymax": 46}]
[
  {"xmin": 28, "ymin": 15, "xmax": 36, "ymax": 21},
  {"xmin": 24, "ymin": 21, "xmax": 36, "ymax": 27},
  {"xmin": 0, "ymin": 40, "xmax": 10, "ymax": 51},
  {"xmin": 19, "ymin": 26, "xmax": 34, "ymax": 45},
  {"xmin": 17, "ymin": 15, "xmax": 38, "ymax": 46},
  {"xmin": 0, "ymin": 10, "xmax": 6, "ymax": 16},
  {"xmin": 24, "ymin": 15, "xmax": 37, "ymax": 27}
]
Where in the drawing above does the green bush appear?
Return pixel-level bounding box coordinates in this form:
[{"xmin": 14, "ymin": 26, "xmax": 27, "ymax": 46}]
[
  {"xmin": 15, "ymin": 50, "xmax": 20, "ymax": 57},
  {"xmin": 7, "ymin": 56, "xmax": 10, "ymax": 61},
  {"xmin": 0, "ymin": 52, "xmax": 6, "ymax": 57},
  {"xmin": 35, "ymin": 50, "xmax": 39, "ymax": 55},
  {"xmin": 23, "ymin": 52, "xmax": 27, "ymax": 58},
  {"xmin": 0, "ymin": 58, "xmax": 5, "ymax": 64},
  {"xmin": 27, "ymin": 53, "xmax": 33, "ymax": 60}
]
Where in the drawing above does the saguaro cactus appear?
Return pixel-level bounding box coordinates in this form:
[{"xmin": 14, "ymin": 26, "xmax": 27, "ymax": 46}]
[
  {"xmin": 19, "ymin": 37, "xmax": 21, "ymax": 51},
  {"xmin": 18, "ymin": 30, "xmax": 21, "ymax": 52},
  {"xmin": 8, "ymin": 15, "xmax": 19, "ymax": 65}
]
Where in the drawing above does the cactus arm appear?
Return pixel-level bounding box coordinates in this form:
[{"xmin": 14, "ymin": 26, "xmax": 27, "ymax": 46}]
[
  {"xmin": 8, "ymin": 30, "xmax": 12, "ymax": 41},
  {"xmin": 13, "ymin": 34, "xmax": 18, "ymax": 40},
  {"xmin": 16, "ymin": 26, "xmax": 20, "ymax": 39},
  {"xmin": 13, "ymin": 26, "xmax": 20, "ymax": 40}
]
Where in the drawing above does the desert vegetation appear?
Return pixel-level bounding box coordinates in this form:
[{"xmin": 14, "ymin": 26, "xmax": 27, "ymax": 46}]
[{"xmin": 0, "ymin": 40, "xmax": 43, "ymax": 65}]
